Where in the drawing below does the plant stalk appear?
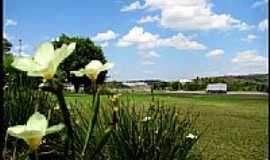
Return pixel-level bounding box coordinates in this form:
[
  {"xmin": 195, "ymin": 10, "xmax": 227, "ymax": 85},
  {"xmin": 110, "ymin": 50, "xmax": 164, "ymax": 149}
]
[
  {"xmin": 55, "ymin": 91, "xmax": 74, "ymax": 157},
  {"xmin": 81, "ymin": 80, "xmax": 99, "ymax": 158}
]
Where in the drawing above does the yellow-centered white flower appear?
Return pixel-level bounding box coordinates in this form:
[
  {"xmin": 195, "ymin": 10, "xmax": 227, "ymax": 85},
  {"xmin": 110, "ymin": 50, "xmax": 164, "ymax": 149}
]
[
  {"xmin": 7, "ymin": 112, "xmax": 64, "ymax": 150},
  {"xmin": 11, "ymin": 42, "xmax": 76, "ymax": 80},
  {"xmin": 71, "ymin": 60, "xmax": 114, "ymax": 80}
]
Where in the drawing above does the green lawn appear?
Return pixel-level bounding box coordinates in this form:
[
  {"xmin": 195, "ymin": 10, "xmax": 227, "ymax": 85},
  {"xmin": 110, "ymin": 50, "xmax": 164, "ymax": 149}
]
[{"xmin": 64, "ymin": 92, "xmax": 268, "ymax": 160}]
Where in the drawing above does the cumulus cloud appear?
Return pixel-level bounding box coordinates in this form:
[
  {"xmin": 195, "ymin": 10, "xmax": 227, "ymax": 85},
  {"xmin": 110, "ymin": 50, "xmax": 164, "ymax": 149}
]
[
  {"xmin": 160, "ymin": 33, "xmax": 206, "ymax": 50},
  {"xmin": 4, "ymin": 32, "xmax": 8, "ymax": 39},
  {"xmin": 142, "ymin": 60, "xmax": 155, "ymax": 65},
  {"xmin": 241, "ymin": 34, "xmax": 257, "ymax": 43},
  {"xmin": 92, "ymin": 30, "xmax": 118, "ymax": 42},
  {"xmin": 206, "ymin": 49, "xmax": 224, "ymax": 59},
  {"xmin": 120, "ymin": 1, "xmax": 146, "ymax": 12},
  {"xmin": 117, "ymin": 26, "xmax": 206, "ymax": 50},
  {"xmin": 117, "ymin": 26, "xmax": 159, "ymax": 49},
  {"xmin": 5, "ymin": 19, "xmax": 17, "ymax": 27},
  {"xmin": 252, "ymin": 0, "xmax": 268, "ymax": 8},
  {"xmin": 258, "ymin": 19, "xmax": 268, "ymax": 31},
  {"xmin": 100, "ymin": 42, "xmax": 109, "ymax": 48},
  {"xmin": 138, "ymin": 50, "xmax": 160, "ymax": 64},
  {"xmin": 141, "ymin": 0, "xmax": 251, "ymax": 31},
  {"xmin": 137, "ymin": 15, "xmax": 160, "ymax": 24},
  {"xmin": 232, "ymin": 50, "xmax": 267, "ymax": 68},
  {"xmin": 141, "ymin": 51, "xmax": 160, "ymax": 58}
]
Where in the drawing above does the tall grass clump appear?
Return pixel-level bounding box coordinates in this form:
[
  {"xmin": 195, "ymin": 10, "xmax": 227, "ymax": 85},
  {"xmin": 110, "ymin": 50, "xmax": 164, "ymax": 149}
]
[{"xmin": 69, "ymin": 93, "xmax": 202, "ymax": 160}]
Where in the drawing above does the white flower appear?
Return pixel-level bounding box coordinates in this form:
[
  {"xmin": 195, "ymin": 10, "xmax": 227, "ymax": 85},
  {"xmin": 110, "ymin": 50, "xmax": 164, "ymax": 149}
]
[
  {"xmin": 186, "ymin": 133, "xmax": 197, "ymax": 139},
  {"xmin": 7, "ymin": 112, "xmax": 64, "ymax": 150},
  {"xmin": 12, "ymin": 42, "xmax": 76, "ymax": 80},
  {"xmin": 141, "ymin": 116, "xmax": 152, "ymax": 122},
  {"xmin": 70, "ymin": 60, "xmax": 114, "ymax": 80}
]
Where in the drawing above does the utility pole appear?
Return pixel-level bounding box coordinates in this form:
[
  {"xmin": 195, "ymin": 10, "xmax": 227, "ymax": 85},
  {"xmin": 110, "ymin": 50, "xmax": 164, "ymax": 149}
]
[{"xmin": 18, "ymin": 39, "xmax": 22, "ymax": 56}]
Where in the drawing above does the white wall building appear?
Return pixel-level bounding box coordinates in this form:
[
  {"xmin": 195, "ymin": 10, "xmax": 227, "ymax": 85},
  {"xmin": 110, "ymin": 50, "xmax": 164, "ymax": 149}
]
[{"xmin": 206, "ymin": 83, "xmax": 227, "ymax": 93}]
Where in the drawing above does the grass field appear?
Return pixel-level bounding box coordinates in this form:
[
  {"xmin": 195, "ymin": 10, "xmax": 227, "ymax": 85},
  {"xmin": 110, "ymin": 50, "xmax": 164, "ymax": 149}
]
[{"xmin": 64, "ymin": 92, "xmax": 268, "ymax": 160}]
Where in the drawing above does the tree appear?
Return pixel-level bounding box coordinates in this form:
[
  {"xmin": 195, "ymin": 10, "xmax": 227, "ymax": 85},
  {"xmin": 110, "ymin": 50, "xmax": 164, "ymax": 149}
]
[
  {"xmin": 3, "ymin": 38, "xmax": 12, "ymax": 53},
  {"xmin": 171, "ymin": 81, "xmax": 180, "ymax": 91},
  {"xmin": 52, "ymin": 34, "xmax": 108, "ymax": 93}
]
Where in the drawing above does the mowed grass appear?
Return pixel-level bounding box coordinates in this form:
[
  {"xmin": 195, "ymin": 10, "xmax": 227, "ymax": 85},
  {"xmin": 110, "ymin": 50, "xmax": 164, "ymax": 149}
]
[{"xmin": 64, "ymin": 92, "xmax": 268, "ymax": 160}]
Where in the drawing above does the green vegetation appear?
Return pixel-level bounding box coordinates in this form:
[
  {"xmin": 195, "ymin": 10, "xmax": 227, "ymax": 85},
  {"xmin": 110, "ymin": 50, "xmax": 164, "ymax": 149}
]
[
  {"xmin": 65, "ymin": 92, "xmax": 268, "ymax": 160},
  {"xmin": 119, "ymin": 74, "xmax": 268, "ymax": 92}
]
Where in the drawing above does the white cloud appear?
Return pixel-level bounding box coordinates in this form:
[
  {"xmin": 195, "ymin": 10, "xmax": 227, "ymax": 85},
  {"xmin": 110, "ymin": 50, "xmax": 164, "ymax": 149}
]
[
  {"xmin": 258, "ymin": 19, "xmax": 268, "ymax": 31},
  {"xmin": 5, "ymin": 19, "xmax": 17, "ymax": 27},
  {"xmin": 241, "ymin": 34, "xmax": 257, "ymax": 43},
  {"xmin": 160, "ymin": 33, "xmax": 206, "ymax": 50},
  {"xmin": 144, "ymin": 51, "xmax": 160, "ymax": 58},
  {"xmin": 100, "ymin": 42, "xmax": 109, "ymax": 48},
  {"xmin": 142, "ymin": 0, "xmax": 251, "ymax": 31},
  {"xmin": 120, "ymin": 1, "xmax": 146, "ymax": 12},
  {"xmin": 232, "ymin": 50, "xmax": 267, "ymax": 68},
  {"xmin": 12, "ymin": 51, "xmax": 31, "ymax": 57},
  {"xmin": 12, "ymin": 44, "xmax": 32, "ymax": 55},
  {"xmin": 206, "ymin": 49, "xmax": 224, "ymax": 59},
  {"xmin": 137, "ymin": 15, "xmax": 160, "ymax": 24},
  {"xmin": 92, "ymin": 30, "xmax": 118, "ymax": 48},
  {"xmin": 117, "ymin": 26, "xmax": 159, "ymax": 49},
  {"xmin": 142, "ymin": 60, "xmax": 155, "ymax": 65},
  {"xmin": 4, "ymin": 32, "xmax": 8, "ymax": 39},
  {"xmin": 252, "ymin": 0, "xmax": 268, "ymax": 8},
  {"xmin": 117, "ymin": 26, "xmax": 206, "ymax": 50},
  {"xmin": 92, "ymin": 30, "xmax": 118, "ymax": 42},
  {"xmin": 138, "ymin": 50, "xmax": 160, "ymax": 60}
]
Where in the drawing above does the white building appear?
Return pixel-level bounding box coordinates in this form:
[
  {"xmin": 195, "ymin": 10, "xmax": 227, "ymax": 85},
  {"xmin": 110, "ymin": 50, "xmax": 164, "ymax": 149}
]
[
  {"xmin": 122, "ymin": 82, "xmax": 151, "ymax": 91},
  {"xmin": 206, "ymin": 83, "xmax": 227, "ymax": 93},
  {"xmin": 179, "ymin": 79, "xmax": 192, "ymax": 83}
]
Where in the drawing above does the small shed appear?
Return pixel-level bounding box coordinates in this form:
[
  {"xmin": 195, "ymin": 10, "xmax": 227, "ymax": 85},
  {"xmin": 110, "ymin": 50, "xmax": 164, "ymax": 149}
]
[{"xmin": 206, "ymin": 83, "xmax": 227, "ymax": 93}]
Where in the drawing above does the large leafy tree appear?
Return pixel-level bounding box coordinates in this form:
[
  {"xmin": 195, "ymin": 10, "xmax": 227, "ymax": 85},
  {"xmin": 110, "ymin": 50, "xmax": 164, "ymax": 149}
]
[{"xmin": 52, "ymin": 34, "xmax": 108, "ymax": 93}]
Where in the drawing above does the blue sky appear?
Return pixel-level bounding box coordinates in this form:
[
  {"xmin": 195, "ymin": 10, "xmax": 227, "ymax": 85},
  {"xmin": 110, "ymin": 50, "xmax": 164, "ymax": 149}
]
[{"xmin": 4, "ymin": 0, "xmax": 269, "ymax": 81}]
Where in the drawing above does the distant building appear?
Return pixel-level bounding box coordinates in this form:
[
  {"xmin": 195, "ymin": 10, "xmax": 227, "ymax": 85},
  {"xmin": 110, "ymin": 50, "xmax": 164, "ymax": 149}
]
[
  {"xmin": 179, "ymin": 79, "xmax": 192, "ymax": 83},
  {"xmin": 64, "ymin": 83, "xmax": 75, "ymax": 91},
  {"xmin": 122, "ymin": 82, "xmax": 151, "ymax": 91},
  {"xmin": 206, "ymin": 83, "xmax": 227, "ymax": 93}
]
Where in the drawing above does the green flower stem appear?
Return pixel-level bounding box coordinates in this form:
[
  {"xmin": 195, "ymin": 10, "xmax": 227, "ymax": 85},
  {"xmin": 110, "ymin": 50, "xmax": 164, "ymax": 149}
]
[
  {"xmin": 92, "ymin": 80, "xmax": 97, "ymax": 105},
  {"xmin": 40, "ymin": 80, "xmax": 74, "ymax": 157},
  {"xmin": 81, "ymin": 80, "xmax": 99, "ymax": 158},
  {"xmin": 55, "ymin": 90, "xmax": 74, "ymax": 156},
  {"xmin": 29, "ymin": 150, "xmax": 38, "ymax": 160}
]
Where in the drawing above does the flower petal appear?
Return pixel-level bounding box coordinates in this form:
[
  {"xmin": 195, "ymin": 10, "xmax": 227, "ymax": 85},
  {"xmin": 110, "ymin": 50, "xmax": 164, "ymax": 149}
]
[
  {"xmin": 11, "ymin": 57, "xmax": 45, "ymax": 72},
  {"xmin": 7, "ymin": 125, "xmax": 26, "ymax": 139},
  {"xmin": 46, "ymin": 123, "xmax": 65, "ymax": 135},
  {"xmin": 101, "ymin": 62, "xmax": 114, "ymax": 71},
  {"xmin": 70, "ymin": 69, "xmax": 85, "ymax": 77},
  {"xmin": 26, "ymin": 112, "xmax": 48, "ymax": 135},
  {"xmin": 34, "ymin": 42, "xmax": 55, "ymax": 65},
  {"xmin": 85, "ymin": 60, "xmax": 103, "ymax": 70},
  {"xmin": 27, "ymin": 71, "xmax": 43, "ymax": 77},
  {"xmin": 52, "ymin": 43, "xmax": 76, "ymax": 72}
]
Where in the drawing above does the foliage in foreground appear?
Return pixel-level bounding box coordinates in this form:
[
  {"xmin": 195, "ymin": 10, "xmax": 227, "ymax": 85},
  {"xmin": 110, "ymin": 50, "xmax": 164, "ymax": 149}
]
[
  {"xmin": 3, "ymin": 81, "xmax": 202, "ymax": 160},
  {"xmin": 69, "ymin": 97, "xmax": 202, "ymax": 160}
]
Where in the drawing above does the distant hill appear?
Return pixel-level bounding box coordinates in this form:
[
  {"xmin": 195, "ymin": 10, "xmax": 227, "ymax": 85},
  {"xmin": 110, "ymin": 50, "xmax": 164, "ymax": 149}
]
[
  {"xmin": 192, "ymin": 74, "xmax": 268, "ymax": 92},
  {"xmin": 198, "ymin": 74, "xmax": 268, "ymax": 85}
]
